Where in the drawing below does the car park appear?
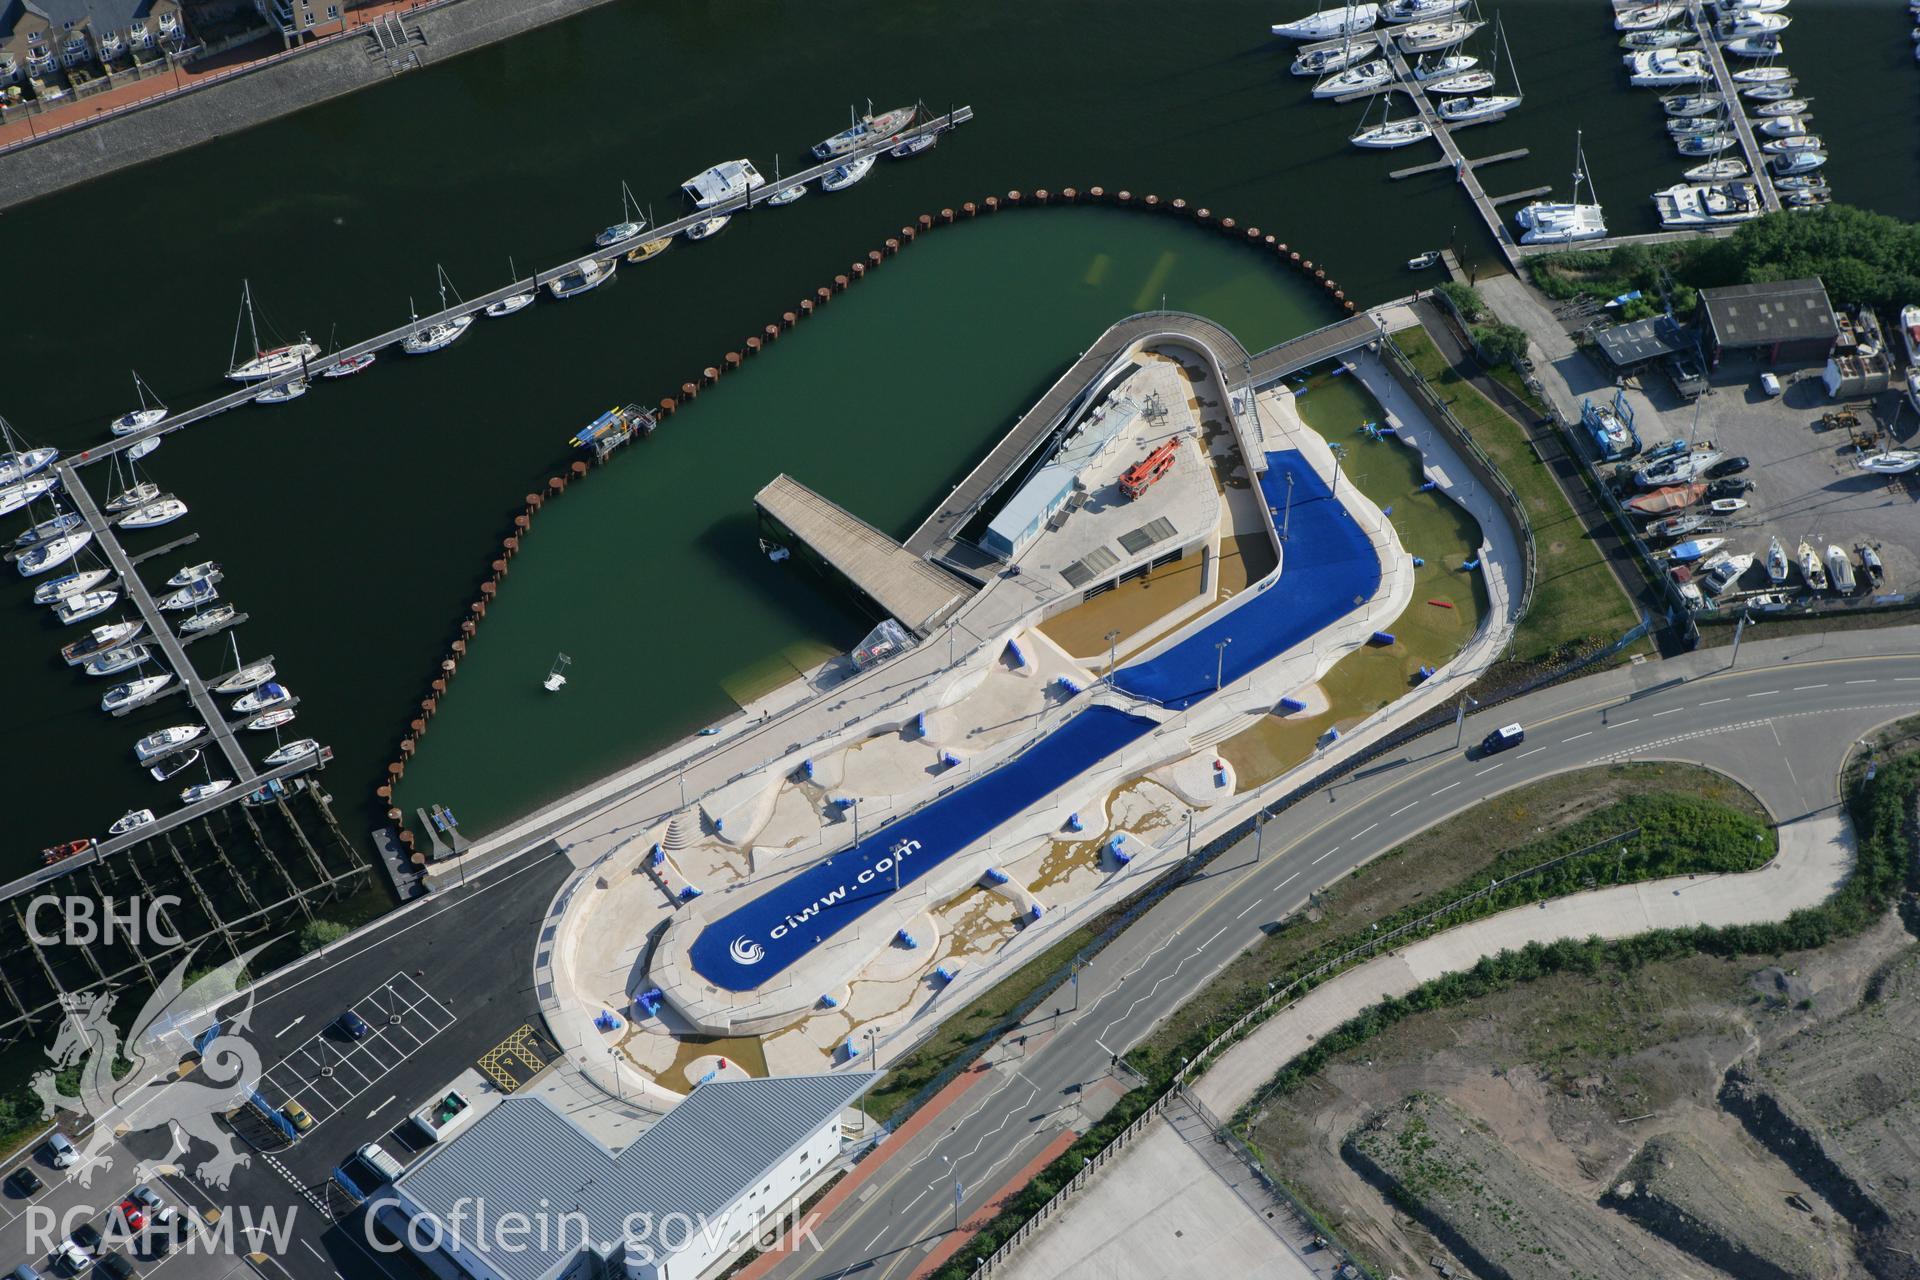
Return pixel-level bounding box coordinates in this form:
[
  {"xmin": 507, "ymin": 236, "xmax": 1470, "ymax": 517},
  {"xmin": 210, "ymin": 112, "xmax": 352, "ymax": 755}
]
[{"xmin": 7, "ymin": 1165, "xmax": 44, "ymax": 1196}]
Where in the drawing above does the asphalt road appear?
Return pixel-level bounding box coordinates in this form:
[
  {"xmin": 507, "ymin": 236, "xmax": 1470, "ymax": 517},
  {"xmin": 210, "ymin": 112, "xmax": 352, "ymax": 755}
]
[{"xmin": 768, "ymin": 642, "xmax": 1920, "ymax": 1280}]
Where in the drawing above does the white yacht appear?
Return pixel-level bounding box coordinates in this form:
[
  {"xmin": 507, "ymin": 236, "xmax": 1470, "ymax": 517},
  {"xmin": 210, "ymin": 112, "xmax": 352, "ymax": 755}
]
[
  {"xmin": 1616, "ymin": 3, "xmax": 1684, "ymax": 32},
  {"xmin": 888, "ymin": 131, "xmax": 939, "ymax": 159},
  {"xmin": 253, "ymin": 378, "xmax": 308, "ymax": 404},
  {"xmin": 1654, "ymin": 182, "xmax": 1763, "ymax": 227},
  {"xmin": 321, "ymin": 352, "xmax": 375, "ymax": 378},
  {"xmin": 264, "ymin": 739, "xmax": 323, "ymax": 766},
  {"xmin": 1752, "ymin": 96, "xmax": 1810, "ymax": 117},
  {"xmin": 14, "ymin": 511, "xmax": 82, "ymax": 546},
  {"xmin": 1397, "ymin": 17, "xmax": 1480, "ymax": 51},
  {"xmin": 1716, "ymin": 11, "xmax": 1789, "ymax": 39},
  {"xmin": 1898, "ymin": 304, "xmax": 1920, "ymax": 367},
  {"xmin": 1797, "ymin": 540, "xmax": 1827, "ymax": 591},
  {"xmin": 1770, "ymin": 150, "xmax": 1827, "ymax": 175},
  {"xmin": 820, "ymin": 155, "xmax": 876, "ymax": 192},
  {"xmin": 1762, "ymin": 133, "xmax": 1823, "ymax": 155},
  {"xmin": 812, "ymin": 104, "xmax": 916, "ymax": 158},
  {"xmin": 1683, "ymin": 157, "xmax": 1748, "ymax": 181},
  {"xmin": 1855, "ymin": 449, "xmax": 1920, "ymax": 476},
  {"xmin": 1627, "ymin": 49, "xmax": 1710, "ymax": 85},
  {"xmin": 1765, "ymin": 536, "xmax": 1789, "ymax": 585},
  {"xmin": 83, "ymin": 644, "xmax": 150, "ymax": 676},
  {"xmin": 682, "ymin": 159, "xmax": 765, "ymax": 211},
  {"xmin": 1723, "ymin": 34, "xmax": 1784, "ymax": 59},
  {"xmin": 1423, "ymin": 68, "xmax": 1495, "ymax": 94},
  {"xmin": 1702, "ymin": 553, "xmax": 1754, "ymax": 596},
  {"xmin": 134, "ymin": 724, "xmax": 205, "ymax": 764},
  {"xmin": 62, "ymin": 620, "xmax": 143, "ymax": 665},
  {"xmin": 34, "ymin": 567, "xmax": 112, "ymax": 604},
  {"xmin": 593, "ymin": 181, "xmax": 647, "ymax": 248},
  {"xmin": 1351, "ymin": 93, "xmax": 1433, "ymax": 148},
  {"xmin": 487, "ymin": 291, "xmax": 536, "ymax": 318},
  {"xmin": 108, "ymin": 809, "xmax": 157, "ymax": 837},
  {"xmin": 1826, "ymin": 545, "xmax": 1857, "ymax": 594},
  {"xmin": 105, "ymin": 481, "xmax": 160, "ymax": 513},
  {"xmin": 0, "ymin": 446, "xmax": 58, "ymax": 486},
  {"xmin": 18, "ymin": 530, "xmax": 93, "ymax": 577},
  {"xmin": 1271, "ymin": 4, "xmax": 1380, "ymax": 40},
  {"xmin": 1292, "ymin": 40, "xmax": 1376, "ymax": 76},
  {"xmin": 248, "ymin": 708, "xmax": 297, "ymax": 732},
  {"xmin": 767, "ymin": 182, "xmax": 809, "ymax": 206},
  {"xmin": 158, "ymin": 578, "xmax": 220, "ymax": 611},
  {"xmin": 212, "ymin": 659, "xmax": 276, "ymax": 694},
  {"xmin": 54, "ymin": 590, "xmax": 118, "ymax": 625},
  {"xmin": 1636, "ymin": 449, "xmax": 1725, "ymax": 488},
  {"xmin": 1312, "ymin": 58, "xmax": 1392, "ymax": 96},
  {"xmin": 181, "ymin": 780, "xmax": 233, "ymax": 804},
  {"xmin": 1758, "ymin": 114, "xmax": 1812, "ymax": 137},
  {"xmin": 179, "ymin": 603, "xmax": 238, "ymax": 635},
  {"xmin": 546, "ymin": 257, "xmax": 616, "ymax": 299},
  {"xmin": 1436, "ymin": 93, "xmax": 1519, "ymax": 123},
  {"xmin": 109, "ymin": 372, "xmax": 167, "ymax": 435},
  {"xmin": 401, "ymin": 310, "xmax": 474, "ymax": 353},
  {"xmin": 1661, "ymin": 92, "xmax": 1723, "ymax": 117},
  {"xmin": 225, "ymin": 281, "xmax": 319, "ymax": 382},
  {"xmin": 117, "ymin": 497, "xmax": 188, "ymax": 529},
  {"xmin": 1732, "ymin": 64, "xmax": 1792, "ymax": 85},
  {"xmin": 1383, "ymin": 0, "xmax": 1464, "ymax": 21},
  {"xmin": 0, "ymin": 474, "xmax": 56, "ymax": 517},
  {"xmin": 166, "ymin": 560, "xmax": 220, "ymax": 587},
  {"xmin": 102, "ymin": 673, "xmax": 173, "ymax": 713},
  {"xmin": 685, "ymin": 215, "xmax": 730, "ymax": 241},
  {"xmin": 1412, "ymin": 52, "xmax": 1477, "ymax": 80},
  {"xmin": 1622, "ymin": 29, "xmax": 1694, "ymax": 50},
  {"xmin": 1676, "ymin": 132, "xmax": 1737, "ymax": 156},
  {"xmin": 233, "ymin": 681, "xmax": 292, "ymax": 715}
]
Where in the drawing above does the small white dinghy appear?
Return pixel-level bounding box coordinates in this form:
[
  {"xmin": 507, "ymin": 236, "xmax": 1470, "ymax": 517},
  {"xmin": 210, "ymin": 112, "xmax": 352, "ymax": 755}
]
[
  {"xmin": 181, "ymin": 780, "xmax": 234, "ymax": 805},
  {"xmin": 544, "ymin": 653, "xmax": 572, "ymax": 692},
  {"xmin": 108, "ymin": 809, "xmax": 156, "ymax": 837}
]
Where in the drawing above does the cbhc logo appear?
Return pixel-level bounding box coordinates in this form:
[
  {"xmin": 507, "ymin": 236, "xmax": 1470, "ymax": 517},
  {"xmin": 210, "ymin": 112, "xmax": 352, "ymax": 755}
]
[{"xmin": 26, "ymin": 896, "xmax": 184, "ymax": 947}]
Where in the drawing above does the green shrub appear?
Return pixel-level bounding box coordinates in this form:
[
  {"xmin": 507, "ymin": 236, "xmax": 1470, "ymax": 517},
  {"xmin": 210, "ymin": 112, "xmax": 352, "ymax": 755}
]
[{"xmin": 1434, "ymin": 280, "xmax": 1485, "ymax": 322}]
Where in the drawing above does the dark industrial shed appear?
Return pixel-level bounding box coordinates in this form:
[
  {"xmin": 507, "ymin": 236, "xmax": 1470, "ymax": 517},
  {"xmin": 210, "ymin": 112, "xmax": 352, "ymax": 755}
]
[{"xmin": 1697, "ymin": 278, "xmax": 1837, "ymax": 368}]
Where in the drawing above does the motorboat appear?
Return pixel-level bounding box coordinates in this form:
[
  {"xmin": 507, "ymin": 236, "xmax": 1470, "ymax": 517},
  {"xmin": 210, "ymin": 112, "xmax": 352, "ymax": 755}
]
[
  {"xmin": 0, "ymin": 446, "xmax": 58, "ymax": 486},
  {"xmin": 1676, "ymin": 133, "xmax": 1737, "ymax": 156},
  {"xmin": 486, "ymin": 290, "xmax": 536, "ymax": 318},
  {"xmin": 0, "ymin": 474, "xmax": 57, "ymax": 517},
  {"xmin": 1723, "ymin": 35, "xmax": 1784, "ymax": 59},
  {"xmin": 1622, "ymin": 29, "xmax": 1695, "ymax": 50},
  {"xmin": 134, "ymin": 724, "xmax": 204, "ymax": 764},
  {"xmin": 1616, "ymin": 2, "xmax": 1684, "ymax": 32},
  {"xmin": 179, "ymin": 604, "xmax": 238, "ymax": 635},
  {"xmin": 128, "ymin": 438, "xmax": 161, "ymax": 462},
  {"xmin": 14, "ymin": 510, "xmax": 83, "ymax": 546},
  {"xmin": 1854, "ymin": 449, "xmax": 1920, "ymax": 475},
  {"xmin": 63, "ymin": 620, "xmax": 144, "ymax": 665},
  {"xmin": 1647, "ymin": 512, "xmax": 1710, "ymax": 539},
  {"xmin": 1744, "ymin": 592, "xmax": 1790, "ymax": 614},
  {"xmin": 232, "ymin": 681, "xmax": 292, "ymax": 715},
  {"xmin": 1769, "ymin": 150, "xmax": 1827, "ymax": 175},
  {"xmin": 1743, "ymin": 81, "xmax": 1796, "ymax": 102},
  {"xmin": 1723, "ymin": 0, "xmax": 1791, "ymax": 13},
  {"xmin": 148, "ymin": 747, "xmax": 201, "ymax": 782},
  {"xmin": 181, "ymin": 780, "xmax": 233, "ymax": 804},
  {"xmin": 1758, "ymin": 114, "xmax": 1813, "ymax": 138},
  {"xmin": 42, "ymin": 838, "xmax": 94, "ymax": 866},
  {"xmin": 545, "ymin": 257, "xmax": 615, "ymax": 300},
  {"xmin": 33, "ymin": 567, "xmax": 112, "ymax": 604},
  {"xmin": 18, "ymin": 531, "xmax": 94, "ymax": 577},
  {"xmin": 1753, "ymin": 96, "xmax": 1811, "ymax": 116},
  {"xmin": 225, "ymin": 281, "xmax": 319, "ymax": 382},
  {"xmin": 1666, "ymin": 537, "xmax": 1727, "ymax": 562},
  {"xmin": 1625, "ymin": 482, "xmax": 1707, "ymax": 515},
  {"xmin": 1407, "ymin": 250, "xmax": 1442, "ymax": 270},
  {"xmin": 1765, "ymin": 536, "xmax": 1789, "ymax": 584},
  {"xmin": 108, "ymin": 809, "xmax": 156, "ymax": 838},
  {"xmin": 888, "ymin": 131, "xmax": 939, "ymax": 159},
  {"xmin": 117, "ymin": 497, "xmax": 188, "ymax": 529},
  {"xmin": 1909, "ymin": 367, "xmax": 1920, "ymax": 416},
  {"xmin": 543, "ymin": 652, "xmax": 572, "ymax": 692},
  {"xmin": 766, "ymin": 182, "xmax": 808, "ymax": 206},
  {"xmin": 1422, "ymin": 68, "xmax": 1496, "ymax": 94},
  {"xmin": 1716, "ymin": 11, "xmax": 1789, "ymax": 39},
  {"xmin": 247, "ymin": 707, "xmax": 297, "ymax": 732},
  {"xmin": 1636, "ymin": 449, "xmax": 1723, "ymax": 488},
  {"xmin": 593, "ymin": 181, "xmax": 647, "ymax": 247},
  {"xmin": 105, "ymin": 481, "xmax": 159, "ymax": 513},
  {"xmin": 1627, "ymin": 49, "xmax": 1709, "ymax": 85},
  {"xmin": 1383, "ymin": 0, "xmax": 1465, "ymax": 22},
  {"xmin": 626, "ymin": 235, "xmax": 675, "ymax": 261},
  {"xmin": 242, "ymin": 778, "xmax": 289, "ymax": 807},
  {"xmin": 820, "ymin": 155, "xmax": 876, "ymax": 192},
  {"xmin": 212, "ymin": 659, "xmax": 275, "ymax": 694},
  {"xmin": 1826, "ymin": 545, "xmax": 1856, "ymax": 594},
  {"xmin": 254, "ymin": 378, "xmax": 308, "ymax": 404},
  {"xmin": 1412, "ymin": 52, "xmax": 1478, "ymax": 80},
  {"xmin": 400, "ymin": 314, "xmax": 474, "ymax": 353},
  {"xmin": 1763, "ymin": 133, "xmax": 1823, "ymax": 155},
  {"xmin": 83, "ymin": 644, "xmax": 150, "ymax": 676},
  {"xmin": 1683, "ymin": 157, "xmax": 1748, "ymax": 181},
  {"xmin": 681, "ymin": 159, "xmax": 765, "ymax": 211},
  {"xmin": 1293, "ymin": 41, "xmax": 1378, "ymax": 76},
  {"xmin": 1732, "ymin": 64, "xmax": 1792, "ymax": 84},
  {"xmin": 812, "ymin": 103, "xmax": 915, "ymax": 158},
  {"xmin": 1898, "ymin": 304, "xmax": 1920, "ymax": 367},
  {"xmin": 1435, "ymin": 93, "xmax": 1520, "ymax": 123},
  {"xmin": 1797, "ymin": 540, "xmax": 1828, "ymax": 591},
  {"xmin": 1397, "ymin": 18, "xmax": 1480, "ymax": 51},
  {"xmin": 102, "ymin": 673, "xmax": 173, "ymax": 713},
  {"xmin": 1654, "ymin": 182, "xmax": 1763, "ymax": 227},
  {"xmin": 166, "ymin": 560, "xmax": 220, "ymax": 587},
  {"xmin": 685, "ymin": 215, "xmax": 730, "ymax": 241},
  {"xmin": 1668, "ymin": 116, "xmax": 1729, "ymax": 137},
  {"xmin": 264, "ymin": 738, "xmax": 323, "ymax": 766},
  {"xmin": 321, "ymin": 352, "xmax": 376, "ymax": 378},
  {"xmin": 158, "ymin": 578, "xmax": 220, "ymax": 611},
  {"xmin": 1661, "ymin": 92, "xmax": 1723, "ymax": 117},
  {"xmin": 1516, "ymin": 132, "xmax": 1607, "ymax": 244},
  {"xmin": 1702, "ymin": 553, "xmax": 1754, "ymax": 596},
  {"xmin": 1709, "ymin": 498, "xmax": 1748, "ymax": 514},
  {"xmin": 1784, "ymin": 190, "xmax": 1832, "ymax": 211},
  {"xmin": 1860, "ymin": 544, "xmax": 1885, "ymax": 582},
  {"xmin": 1271, "ymin": 4, "xmax": 1381, "ymax": 40},
  {"xmin": 54, "ymin": 590, "xmax": 118, "ymax": 625},
  {"xmin": 1313, "ymin": 58, "xmax": 1392, "ymax": 96}
]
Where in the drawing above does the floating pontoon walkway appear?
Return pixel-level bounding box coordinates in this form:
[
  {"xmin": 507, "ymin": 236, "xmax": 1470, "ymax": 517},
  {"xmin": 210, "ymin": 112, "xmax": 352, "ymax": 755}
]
[
  {"xmin": 67, "ymin": 106, "xmax": 976, "ymax": 471},
  {"xmin": 1688, "ymin": 1, "xmax": 1781, "ymax": 214},
  {"xmin": 756, "ymin": 475, "xmax": 970, "ymax": 636}
]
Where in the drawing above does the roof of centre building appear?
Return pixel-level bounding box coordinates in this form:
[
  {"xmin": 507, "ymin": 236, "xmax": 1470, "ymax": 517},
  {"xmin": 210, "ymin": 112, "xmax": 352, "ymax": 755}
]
[
  {"xmin": 396, "ymin": 1072, "xmax": 876, "ymax": 1280},
  {"xmin": 1700, "ymin": 278, "xmax": 1836, "ymax": 350}
]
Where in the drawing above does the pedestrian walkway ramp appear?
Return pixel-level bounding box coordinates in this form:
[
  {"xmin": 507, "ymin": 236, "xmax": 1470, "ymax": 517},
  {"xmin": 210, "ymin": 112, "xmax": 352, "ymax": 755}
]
[{"xmin": 756, "ymin": 474, "xmax": 972, "ymax": 636}]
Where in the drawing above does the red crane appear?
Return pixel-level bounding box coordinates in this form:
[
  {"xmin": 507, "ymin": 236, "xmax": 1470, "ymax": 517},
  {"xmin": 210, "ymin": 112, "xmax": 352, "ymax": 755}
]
[{"xmin": 1119, "ymin": 440, "xmax": 1179, "ymax": 500}]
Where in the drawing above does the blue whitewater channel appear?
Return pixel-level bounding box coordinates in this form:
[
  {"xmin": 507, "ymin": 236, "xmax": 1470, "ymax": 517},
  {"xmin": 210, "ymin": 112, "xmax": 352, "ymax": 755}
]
[{"xmin": 688, "ymin": 450, "xmax": 1381, "ymax": 990}]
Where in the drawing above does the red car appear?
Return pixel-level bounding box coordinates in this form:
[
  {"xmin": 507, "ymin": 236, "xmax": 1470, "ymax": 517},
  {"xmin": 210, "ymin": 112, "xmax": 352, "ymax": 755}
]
[{"xmin": 114, "ymin": 1198, "xmax": 146, "ymax": 1233}]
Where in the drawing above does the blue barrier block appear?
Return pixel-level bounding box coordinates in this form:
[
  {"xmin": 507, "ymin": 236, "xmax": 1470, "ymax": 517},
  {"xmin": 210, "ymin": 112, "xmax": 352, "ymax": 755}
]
[
  {"xmin": 650, "ymin": 844, "xmax": 664, "ymax": 866},
  {"xmin": 940, "ymin": 751, "xmax": 961, "ymax": 768},
  {"xmin": 832, "ymin": 796, "xmax": 855, "ymax": 811},
  {"xmin": 1382, "ymin": 505, "xmax": 1393, "ymax": 516},
  {"xmin": 800, "ymin": 758, "xmax": 815, "ymax": 780},
  {"xmin": 1006, "ymin": 639, "xmax": 1027, "ymax": 668},
  {"xmin": 842, "ymin": 1041, "xmax": 861, "ymax": 1061},
  {"xmin": 1055, "ymin": 675, "xmax": 1080, "ymax": 695},
  {"xmin": 896, "ymin": 929, "xmax": 918, "ymax": 949},
  {"xmin": 819, "ymin": 993, "xmax": 838, "ymax": 1009},
  {"xmin": 1412, "ymin": 556, "xmax": 1425, "ymax": 567},
  {"xmin": 1029, "ymin": 904, "xmax": 1045, "ymax": 921},
  {"xmin": 1280, "ymin": 696, "xmax": 1307, "ymax": 713},
  {"xmin": 982, "ymin": 867, "xmax": 1009, "ymax": 885},
  {"xmin": 1066, "ymin": 812, "xmax": 1084, "ymax": 832},
  {"xmin": 1460, "ymin": 558, "xmax": 1479, "ymax": 571},
  {"xmin": 1371, "ymin": 631, "xmax": 1396, "ymax": 646},
  {"xmin": 713, "ymin": 817, "xmax": 725, "ymax": 834},
  {"xmin": 934, "ymin": 964, "xmax": 956, "ymax": 983},
  {"xmin": 594, "ymin": 1010, "xmax": 619, "ymax": 1032},
  {"xmin": 914, "ymin": 712, "xmax": 927, "ymax": 737},
  {"xmin": 1419, "ymin": 479, "xmax": 1439, "ymax": 491},
  {"xmin": 678, "ymin": 885, "xmax": 702, "ymax": 901}
]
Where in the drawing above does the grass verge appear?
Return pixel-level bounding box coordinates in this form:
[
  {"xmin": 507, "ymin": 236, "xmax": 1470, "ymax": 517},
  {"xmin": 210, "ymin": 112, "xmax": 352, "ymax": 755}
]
[{"xmin": 1391, "ymin": 326, "xmax": 1636, "ymax": 663}]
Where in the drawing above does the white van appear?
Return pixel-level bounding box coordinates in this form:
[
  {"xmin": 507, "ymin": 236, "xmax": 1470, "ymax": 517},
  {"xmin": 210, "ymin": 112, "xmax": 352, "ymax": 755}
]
[{"xmin": 356, "ymin": 1142, "xmax": 406, "ymax": 1184}]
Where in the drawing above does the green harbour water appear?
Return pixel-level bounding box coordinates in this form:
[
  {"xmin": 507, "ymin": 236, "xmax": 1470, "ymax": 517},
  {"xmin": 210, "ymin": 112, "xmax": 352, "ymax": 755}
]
[{"xmin": 0, "ymin": 0, "xmax": 1913, "ymax": 866}]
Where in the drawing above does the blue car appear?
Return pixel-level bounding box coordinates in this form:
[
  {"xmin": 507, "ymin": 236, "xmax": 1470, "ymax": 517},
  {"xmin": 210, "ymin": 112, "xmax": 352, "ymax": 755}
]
[{"xmin": 336, "ymin": 1010, "xmax": 372, "ymax": 1039}]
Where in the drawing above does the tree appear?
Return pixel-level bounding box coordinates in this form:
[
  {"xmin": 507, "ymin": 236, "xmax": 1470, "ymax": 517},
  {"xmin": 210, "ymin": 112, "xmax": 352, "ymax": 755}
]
[
  {"xmin": 1434, "ymin": 280, "xmax": 1485, "ymax": 322},
  {"xmin": 299, "ymin": 919, "xmax": 350, "ymax": 953},
  {"xmin": 1473, "ymin": 322, "xmax": 1530, "ymax": 368}
]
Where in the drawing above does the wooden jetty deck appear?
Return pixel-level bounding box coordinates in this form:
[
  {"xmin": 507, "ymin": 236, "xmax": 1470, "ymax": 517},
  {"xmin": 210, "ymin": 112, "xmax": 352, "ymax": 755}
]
[
  {"xmin": 757, "ymin": 475, "xmax": 969, "ymax": 635},
  {"xmin": 69, "ymin": 106, "xmax": 976, "ymax": 472},
  {"xmin": 1688, "ymin": 2, "xmax": 1781, "ymax": 213},
  {"xmin": 55, "ymin": 461, "xmax": 260, "ymax": 784}
]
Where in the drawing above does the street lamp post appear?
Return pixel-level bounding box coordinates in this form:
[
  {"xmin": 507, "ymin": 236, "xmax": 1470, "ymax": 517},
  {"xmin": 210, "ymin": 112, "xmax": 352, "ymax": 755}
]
[
  {"xmin": 608, "ymin": 1047, "xmax": 625, "ymax": 1104},
  {"xmin": 1105, "ymin": 629, "xmax": 1120, "ymax": 683},
  {"xmin": 941, "ymin": 1156, "xmax": 962, "ymax": 1233},
  {"xmin": 1214, "ymin": 637, "xmax": 1233, "ymax": 691},
  {"xmin": 867, "ymin": 1026, "xmax": 880, "ymax": 1069},
  {"xmin": 1254, "ymin": 809, "xmax": 1264, "ymax": 863}
]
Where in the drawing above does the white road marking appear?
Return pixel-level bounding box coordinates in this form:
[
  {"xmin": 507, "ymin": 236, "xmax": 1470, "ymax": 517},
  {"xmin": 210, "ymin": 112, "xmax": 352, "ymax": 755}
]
[
  {"xmin": 368, "ymin": 1095, "xmax": 395, "ymax": 1119},
  {"xmin": 1275, "ymin": 872, "xmax": 1298, "ymax": 891},
  {"xmin": 1474, "ymin": 763, "xmax": 1503, "ymax": 776},
  {"xmin": 1700, "ymin": 697, "xmax": 1730, "ymax": 705},
  {"xmin": 1312, "ymin": 846, "xmax": 1338, "ymax": 864},
  {"xmin": 1391, "ymin": 803, "xmax": 1417, "ymax": 816},
  {"xmin": 1563, "ymin": 731, "xmax": 1592, "ymax": 742},
  {"xmin": 1847, "ymin": 679, "xmax": 1877, "ymax": 685},
  {"xmin": 1609, "ymin": 718, "xmax": 1638, "ymax": 727},
  {"xmin": 1793, "ymin": 684, "xmax": 1827, "ymax": 691},
  {"xmin": 1746, "ymin": 690, "xmax": 1778, "ymax": 698},
  {"xmin": 1236, "ymin": 899, "xmax": 1260, "ymax": 918},
  {"xmin": 1431, "ymin": 781, "xmax": 1460, "ymax": 795},
  {"xmin": 1652, "ymin": 707, "xmax": 1682, "ymax": 717},
  {"xmin": 1355, "ymin": 823, "xmax": 1378, "ymax": 838},
  {"xmin": 1518, "ymin": 746, "xmax": 1545, "ymax": 758},
  {"xmin": 276, "ymin": 1015, "xmax": 304, "ymax": 1037}
]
